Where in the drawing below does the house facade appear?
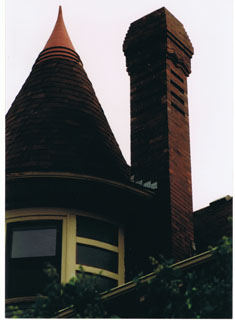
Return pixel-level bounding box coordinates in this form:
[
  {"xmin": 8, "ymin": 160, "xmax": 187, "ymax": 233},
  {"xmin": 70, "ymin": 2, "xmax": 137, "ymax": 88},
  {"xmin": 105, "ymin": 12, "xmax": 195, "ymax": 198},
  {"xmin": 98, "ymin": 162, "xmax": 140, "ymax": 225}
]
[{"xmin": 5, "ymin": 6, "xmax": 232, "ymax": 309}]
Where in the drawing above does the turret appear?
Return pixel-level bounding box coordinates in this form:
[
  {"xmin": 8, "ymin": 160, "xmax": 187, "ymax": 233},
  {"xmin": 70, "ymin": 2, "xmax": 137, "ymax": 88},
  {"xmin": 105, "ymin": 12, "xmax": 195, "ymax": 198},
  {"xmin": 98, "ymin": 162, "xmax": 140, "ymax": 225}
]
[{"xmin": 6, "ymin": 6, "xmax": 131, "ymax": 299}]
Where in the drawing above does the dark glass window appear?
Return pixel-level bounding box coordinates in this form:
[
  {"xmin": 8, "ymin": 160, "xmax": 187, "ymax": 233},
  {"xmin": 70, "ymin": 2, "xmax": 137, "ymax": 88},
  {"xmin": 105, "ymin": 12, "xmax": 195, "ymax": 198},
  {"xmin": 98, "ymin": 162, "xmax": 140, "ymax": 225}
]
[
  {"xmin": 76, "ymin": 243, "xmax": 118, "ymax": 273},
  {"xmin": 95, "ymin": 275, "xmax": 117, "ymax": 292},
  {"xmin": 76, "ymin": 271, "xmax": 117, "ymax": 292},
  {"xmin": 6, "ymin": 220, "xmax": 62, "ymax": 298},
  {"xmin": 76, "ymin": 216, "xmax": 118, "ymax": 246},
  {"xmin": 11, "ymin": 228, "xmax": 57, "ymax": 258}
]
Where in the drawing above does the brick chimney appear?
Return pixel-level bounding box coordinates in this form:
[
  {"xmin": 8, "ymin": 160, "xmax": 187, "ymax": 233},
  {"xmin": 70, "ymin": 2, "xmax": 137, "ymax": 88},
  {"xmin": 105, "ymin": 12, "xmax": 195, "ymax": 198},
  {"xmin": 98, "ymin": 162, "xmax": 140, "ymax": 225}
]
[{"xmin": 123, "ymin": 7, "xmax": 194, "ymax": 260}]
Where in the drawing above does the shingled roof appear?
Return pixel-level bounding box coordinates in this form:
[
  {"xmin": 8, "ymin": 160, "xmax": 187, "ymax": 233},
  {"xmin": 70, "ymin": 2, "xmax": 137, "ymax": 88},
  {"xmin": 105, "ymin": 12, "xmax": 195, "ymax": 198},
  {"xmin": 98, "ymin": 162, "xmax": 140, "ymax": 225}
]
[{"xmin": 6, "ymin": 7, "xmax": 130, "ymax": 182}]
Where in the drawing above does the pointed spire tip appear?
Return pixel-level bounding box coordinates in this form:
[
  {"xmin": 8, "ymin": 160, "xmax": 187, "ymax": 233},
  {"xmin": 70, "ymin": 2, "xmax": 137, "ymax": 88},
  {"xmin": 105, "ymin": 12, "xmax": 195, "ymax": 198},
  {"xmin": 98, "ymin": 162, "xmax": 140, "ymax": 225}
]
[{"xmin": 43, "ymin": 4, "xmax": 75, "ymax": 51}]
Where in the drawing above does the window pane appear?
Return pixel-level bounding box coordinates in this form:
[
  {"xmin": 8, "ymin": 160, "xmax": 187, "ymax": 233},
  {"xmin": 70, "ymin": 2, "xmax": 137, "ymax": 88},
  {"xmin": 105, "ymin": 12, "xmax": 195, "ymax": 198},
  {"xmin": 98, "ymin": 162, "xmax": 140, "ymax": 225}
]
[
  {"xmin": 8, "ymin": 261, "xmax": 50, "ymax": 297},
  {"xmin": 77, "ymin": 243, "xmax": 118, "ymax": 273},
  {"xmin": 11, "ymin": 228, "xmax": 57, "ymax": 258},
  {"xmin": 76, "ymin": 271, "xmax": 117, "ymax": 292},
  {"xmin": 6, "ymin": 221, "xmax": 62, "ymax": 298},
  {"xmin": 76, "ymin": 216, "xmax": 118, "ymax": 246},
  {"xmin": 95, "ymin": 274, "xmax": 118, "ymax": 292}
]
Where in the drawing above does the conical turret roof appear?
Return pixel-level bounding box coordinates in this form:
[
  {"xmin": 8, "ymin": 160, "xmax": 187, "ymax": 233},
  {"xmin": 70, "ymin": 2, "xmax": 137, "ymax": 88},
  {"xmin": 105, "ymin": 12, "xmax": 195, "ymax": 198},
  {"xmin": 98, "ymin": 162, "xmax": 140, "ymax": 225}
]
[{"xmin": 6, "ymin": 7, "xmax": 130, "ymax": 182}]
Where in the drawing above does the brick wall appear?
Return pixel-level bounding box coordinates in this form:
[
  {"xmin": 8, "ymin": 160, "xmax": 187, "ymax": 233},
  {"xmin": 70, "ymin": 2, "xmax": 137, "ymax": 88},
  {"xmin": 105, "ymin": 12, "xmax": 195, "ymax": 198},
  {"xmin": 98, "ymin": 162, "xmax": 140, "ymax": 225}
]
[{"xmin": 194, "ymin": 196, "xmax": 232, "ymax": 252}]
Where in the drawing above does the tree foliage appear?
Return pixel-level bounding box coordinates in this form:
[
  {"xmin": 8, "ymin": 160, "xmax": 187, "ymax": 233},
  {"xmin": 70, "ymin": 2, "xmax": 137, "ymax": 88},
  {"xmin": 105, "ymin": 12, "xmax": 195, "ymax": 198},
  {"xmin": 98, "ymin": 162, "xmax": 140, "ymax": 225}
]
[
  {"xmin": 7, "ymin": 236, "xmax": 232, "ymax": 318},
  {"xmin": 136, "ymin": 236, "xmax": 232, "ymax": 318},
  {"xmin": 6, "ymin": 267, "xmax": 108, "ymax": 318}
]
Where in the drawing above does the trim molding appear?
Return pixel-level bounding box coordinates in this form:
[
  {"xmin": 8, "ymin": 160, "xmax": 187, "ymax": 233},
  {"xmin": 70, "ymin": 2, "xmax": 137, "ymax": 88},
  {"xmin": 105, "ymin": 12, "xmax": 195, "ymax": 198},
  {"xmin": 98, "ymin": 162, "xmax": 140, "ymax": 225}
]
[
  {"xmin": 6, "ymin": 171, "xmax": 154, "ymax": 198},
  {"xmin": 77, "ymin": 237, "xmax": 118, "ymax": 253},
  {"xmin": 75, "ymin": 265, "xmax": 119, "ymax": 280}
]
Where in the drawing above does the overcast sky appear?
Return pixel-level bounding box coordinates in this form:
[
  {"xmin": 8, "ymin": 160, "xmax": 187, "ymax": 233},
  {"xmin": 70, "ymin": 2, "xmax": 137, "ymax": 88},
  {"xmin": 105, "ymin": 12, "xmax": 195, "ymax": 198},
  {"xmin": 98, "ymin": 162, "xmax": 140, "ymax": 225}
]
[{"xmin": 5, "ymin": 0, "xmax": 233, "ymax": 211}]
